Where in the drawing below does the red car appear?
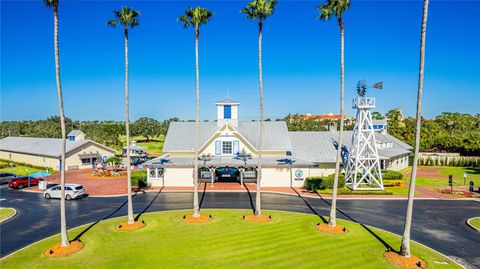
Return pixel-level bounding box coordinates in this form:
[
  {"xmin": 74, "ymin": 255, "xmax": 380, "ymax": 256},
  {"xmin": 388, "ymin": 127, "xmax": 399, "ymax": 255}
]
[{"xmin": 9, "ymin": 177, "xmax": 42, "ymax": 189}]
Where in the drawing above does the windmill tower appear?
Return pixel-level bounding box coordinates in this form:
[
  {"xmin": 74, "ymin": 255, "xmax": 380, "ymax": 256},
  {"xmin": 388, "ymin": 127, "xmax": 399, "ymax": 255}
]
[{"xmin": 345, "ymin": 81, "xmax": 384, "ymax": 190}]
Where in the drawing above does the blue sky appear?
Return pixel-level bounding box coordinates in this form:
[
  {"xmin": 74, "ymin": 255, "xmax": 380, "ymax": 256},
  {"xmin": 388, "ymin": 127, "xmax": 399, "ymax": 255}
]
[{"xmin": 1, "ymin": 0, "xmax": 479, "ymax": 121}]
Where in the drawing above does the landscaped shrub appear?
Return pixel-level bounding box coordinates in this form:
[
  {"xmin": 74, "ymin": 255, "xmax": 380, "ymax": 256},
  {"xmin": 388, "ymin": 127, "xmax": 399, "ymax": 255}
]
[
  {"xmin": 323, "ymin": 173, "xmax": 346, "ymax": 189},
  {"xmin": 304, "ymin": 177, "xmax": 323, "ymax": 191},
  {"xmin": 131, "ymin": 170, "xmax": 147, "ymax": 188},
  {"xmin": 383, "ymin": 180, "xmax": 402, "ymax": 187},
  {"xmin": 381, "ymin": 170, "xmax": 403, "ymax": 180},
  {"xmin": 317, "ymin": 187, "xmax": 393, "ymax": 195}
]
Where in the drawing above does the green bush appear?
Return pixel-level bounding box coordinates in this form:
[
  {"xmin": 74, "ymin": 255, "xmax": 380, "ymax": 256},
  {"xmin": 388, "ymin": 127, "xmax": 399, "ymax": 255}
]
[
  {"xmin": 383, "ymin": 180, "xmax": 402, "ymax": 187},
  {"xmin": 304, "ymin": 177, "xmax": 323, "ymax": 191},
  {"xmin": 381, "ymin": 170, "xmax": 403, "ymax": 180},
  {"xmin": 131, "ymin": 170, "xmax": 147, "ymax": 188},
  {"xmin": 317, "ymin": 188, "xmax": 393, "ymax": 195},
  {"xmin": 323, "ymin": 173, "xmax": 346, "ymax": 189}
]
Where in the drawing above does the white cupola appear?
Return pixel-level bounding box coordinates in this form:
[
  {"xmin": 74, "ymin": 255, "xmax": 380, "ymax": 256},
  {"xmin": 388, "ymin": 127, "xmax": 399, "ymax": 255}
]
[{"xmin": 215, "ymin": 98, "xmax": 240, "ymax": 127}]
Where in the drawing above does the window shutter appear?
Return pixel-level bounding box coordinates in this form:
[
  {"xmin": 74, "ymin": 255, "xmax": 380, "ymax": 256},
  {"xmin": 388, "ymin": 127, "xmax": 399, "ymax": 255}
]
[
  {"xmin": 233, "ymin": 141, "xmax": 240, "ymax": 155},
  {"xmin": 215, "ymin": 141, "xmax": 221, "ymax": 155}
]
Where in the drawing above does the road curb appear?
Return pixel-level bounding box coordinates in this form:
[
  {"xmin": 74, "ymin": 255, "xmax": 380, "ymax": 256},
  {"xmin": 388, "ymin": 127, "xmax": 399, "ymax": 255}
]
[
  {"xmin": 0, "ymin": 207, "xmax": 17, "ymax": 223},
  {"xmin": 466, "ymin": 217, "xmax": 480, "ymax": 233}
]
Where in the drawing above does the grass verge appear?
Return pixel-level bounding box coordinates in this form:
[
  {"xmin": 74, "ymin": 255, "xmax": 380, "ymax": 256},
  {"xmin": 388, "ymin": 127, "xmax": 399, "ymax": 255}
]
[
  {"xmin": 0, "ymin": 208, "xmax": 16, "ymax": 222},
  {"xmin": 0, "ymin": 209, "xmax": 460, "ymax": 269}
]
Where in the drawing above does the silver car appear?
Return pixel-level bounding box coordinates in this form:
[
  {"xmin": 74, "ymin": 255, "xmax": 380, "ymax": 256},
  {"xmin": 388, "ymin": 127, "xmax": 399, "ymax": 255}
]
[
  {"xmin": 0, "ymin": 172, "xmax": 17, "ymax": 184},
  {"xmin": 44, "ymin": 183, "xmax": 86, "ymax": 200}
]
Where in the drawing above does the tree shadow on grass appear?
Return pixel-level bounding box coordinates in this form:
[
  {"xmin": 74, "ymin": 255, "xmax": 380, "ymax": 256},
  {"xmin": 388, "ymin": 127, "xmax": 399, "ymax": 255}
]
[
  {"xmin": 243, "ymin": 184, "xmax": 256, "ymax": 215},
  {"xmin": 316, "ymin": 192, "xmax": 394, "ymax": 251},
  {"xmin": 291, "ymin": 188, "xmax": 328, "ymax": 224},
  {"xmin": 134, "ymin": 187, "xmax": 164, "ymax": 221}
]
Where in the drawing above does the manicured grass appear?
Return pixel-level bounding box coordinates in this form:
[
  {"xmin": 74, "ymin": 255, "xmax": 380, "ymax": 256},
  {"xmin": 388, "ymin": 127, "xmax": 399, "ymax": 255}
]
[
  {"xmin": 0, "ymin": 208, "xmax": 16, "ymax": 222},
  {"xmin": 469, "ymin": 217, "xmax": 480, "ymax": 230},
  {"xmin": 403, "ymin": 166, "xmax": 480, "ymax": 187},
  {"xmin": 316, "ymin": 187, "xmax": 415, "ymax": 196},
  {"xmin": 131, "ymin": 170, "xmax": 147, "ymax": 187},
  {"xmin": 0, "ymin": 161, "xmax": 56, "ymax": 176},
  {"xmin": 0, "ymin": 210, "xmax": 460, "ymax": 269},
  {"xmin": 119, "ymin": 135, "xmax": 165, "ymax": 156}
]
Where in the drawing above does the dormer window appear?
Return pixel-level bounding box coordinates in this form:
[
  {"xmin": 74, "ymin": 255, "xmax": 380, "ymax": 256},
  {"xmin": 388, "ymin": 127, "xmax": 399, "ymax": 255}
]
[
  {"xmin": 224, "ymin": 105, "xmax": 231, "ymax": 119},
  {"xmin": 68, "ymin": 136, "xmax": 75, "ymax": 141}
]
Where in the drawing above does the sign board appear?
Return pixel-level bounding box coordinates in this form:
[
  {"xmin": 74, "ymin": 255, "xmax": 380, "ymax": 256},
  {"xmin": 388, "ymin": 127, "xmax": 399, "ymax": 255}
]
[{"xmin": 294, "ymin": 169, "xmax": 304, "ymax": 181}]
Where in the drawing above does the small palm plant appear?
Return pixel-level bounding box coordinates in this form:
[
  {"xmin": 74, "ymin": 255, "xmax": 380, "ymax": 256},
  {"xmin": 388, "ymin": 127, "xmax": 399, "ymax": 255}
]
[
  {"xmin": 317, "ymin": 0, "xmax": 351, "ymax": 228},
  {"xmin": 178, "ymin": 7, "xmax": 213, "ymax": 218},
  {"xmin": 43, "ymin": 0, "xmax": 69, "ymax": 248},
  {"xmin": 241, "ymin": 0, "xmax": 277, "ymax": 217},
  {"xmin": 107, "ymin": 6, "xmax": 140, "ymax": 225}
]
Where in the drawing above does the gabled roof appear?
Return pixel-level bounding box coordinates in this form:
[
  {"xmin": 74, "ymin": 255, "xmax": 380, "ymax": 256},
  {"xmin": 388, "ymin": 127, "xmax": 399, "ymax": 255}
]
[
  {"xmin": 163, "ymin": 121, "xmax": 292, "ymax": 152},
  {"xmin": 372, "ymin": 119, "xmax": 387, "ymax": 126},
  {"xmin": 0, "ymin": 136, "xmax": 116, "ymax": 158},
  {"xmin": 215, "ymin": 98, "xmax": 240, "ymax": 105},
  {"xmin": 67, "ymin": 130, "xmax": 84, "ymax": 137},
  {"xmin": 289, "ymin": 131, "xmax": 412, "ymax": 163}
]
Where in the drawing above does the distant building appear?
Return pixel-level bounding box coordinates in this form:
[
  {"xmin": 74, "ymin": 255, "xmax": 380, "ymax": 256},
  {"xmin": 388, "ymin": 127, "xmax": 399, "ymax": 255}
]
[
  {"xmin": 144, "ymin": 99, "xmax": 411, "ymax": 187},
  {"xmin": 123, "ymin": 141, "xmax": 147, "ymax": 157},
  {"xmin": 0, "ymin": 130, "xmax": 116, "ymax": 170},
  {"xmin": 371, "ymin": 119, "xmax": 388, "ymax": 132}
]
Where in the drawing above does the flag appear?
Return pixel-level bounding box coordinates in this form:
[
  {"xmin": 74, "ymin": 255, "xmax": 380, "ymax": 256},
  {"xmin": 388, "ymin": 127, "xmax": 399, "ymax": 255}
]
[{"xmin": 372, "ymin": 82, "xmax": 383, "ymax": 89}]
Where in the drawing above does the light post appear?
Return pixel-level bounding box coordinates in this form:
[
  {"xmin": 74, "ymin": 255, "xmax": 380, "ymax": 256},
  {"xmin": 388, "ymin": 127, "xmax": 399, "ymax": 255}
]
[{"xmin": 464, "ymin": 171, "xmax": 467, "ymax": 186}]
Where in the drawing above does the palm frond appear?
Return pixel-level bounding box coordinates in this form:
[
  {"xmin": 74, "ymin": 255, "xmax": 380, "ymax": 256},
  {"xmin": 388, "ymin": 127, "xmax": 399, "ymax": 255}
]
[
  {"xmin": 177, "ymin": 6, "xmax": 213, "ymax": 29},
  {"xmin": 107, "ymin": 6, "xmax": 141, "ymax": 30},
  {"xmin": 106, "ymin": 19, "xmax": 117, "ymax": 27},
  {"xmin": 43, "ymin": 0, "xmax": 57, "ymax": 8},
  {"xmin": 241, "ymin": 0, "xmax": 277, "ymax": 21}
]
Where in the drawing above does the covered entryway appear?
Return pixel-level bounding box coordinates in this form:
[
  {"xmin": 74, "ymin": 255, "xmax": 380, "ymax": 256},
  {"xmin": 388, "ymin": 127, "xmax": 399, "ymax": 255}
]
[{"xmin": 215, "ymin": 166, "xmax": 240, "ymax": 182}]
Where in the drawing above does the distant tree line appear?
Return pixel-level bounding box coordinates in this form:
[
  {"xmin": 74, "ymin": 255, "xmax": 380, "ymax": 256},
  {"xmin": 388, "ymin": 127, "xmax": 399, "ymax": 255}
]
[{"xmin": 0, "ymin": 116, "xmax": 179, "ymax": 149}]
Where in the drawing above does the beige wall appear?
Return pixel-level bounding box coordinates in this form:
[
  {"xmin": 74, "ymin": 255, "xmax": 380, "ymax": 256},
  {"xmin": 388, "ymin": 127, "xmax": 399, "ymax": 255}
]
[
  {"xmin": 0, "ymin": 151, "xmax": 58, "ymax": 169},
  {"xmin": 65, "ymin": 142, "xmax": 115, "ymax": 170},
  {"xmin": 385, "ymin": 155, "xmax": 409, "ymax": 171}
]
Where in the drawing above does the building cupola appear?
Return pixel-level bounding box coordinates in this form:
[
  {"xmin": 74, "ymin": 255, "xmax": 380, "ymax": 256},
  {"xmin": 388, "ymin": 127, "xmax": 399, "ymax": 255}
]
[{"xmin": 216, "ymin": 98, "xmax": 240, "ymax": 127}]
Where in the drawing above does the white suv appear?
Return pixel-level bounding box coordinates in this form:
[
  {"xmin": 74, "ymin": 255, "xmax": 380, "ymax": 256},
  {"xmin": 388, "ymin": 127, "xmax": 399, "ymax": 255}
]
[{"xmin": 44, "ymin": 184, "xmax": 86, "ymax": 200}]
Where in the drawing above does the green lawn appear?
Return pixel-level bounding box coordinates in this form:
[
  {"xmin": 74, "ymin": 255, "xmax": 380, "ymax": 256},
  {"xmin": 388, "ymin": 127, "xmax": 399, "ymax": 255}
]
[
  {"xmin": 469, "ymin": 217, "xmax": 480, "ymax": 230},
  {"xmin": 119, "ymin": 135, "xmax": 165, "ymax": 156},
  {"xmin": 316, "ymin": 187, "xmax": 415, "ymax": 196},
  {"xmin": 0, "ymin": 161, "xmax": 56, "ymax": 176},
  {"xmin": 402, "ymin": 166, "xmax": 480, "ymax": 187},
  {"xmin": 0, "ymin": 210, "xmax": 460, "ymax": 269},
  {"xmin": 0, "ymin": 208, "xmax": 16, "ymax": 222}
]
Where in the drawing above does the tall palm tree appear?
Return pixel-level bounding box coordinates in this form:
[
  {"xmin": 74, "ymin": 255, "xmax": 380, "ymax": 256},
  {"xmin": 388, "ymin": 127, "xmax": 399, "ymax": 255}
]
[
  {"xmin": 241, "ymin": 0, "xmax": 277, "ymax": 217},
  {"xmin": 317, "ymin": 0, "xmax": 350, "ymax": 227},
  {"xmin": 178, "ymin": 7, "xmax": 213, "ymax": 218},
  {"xmin": 107, "ymin": 6, "xmax": 140, "ymax": 225},
  {"xmin": 44, "ymin": 0, "xmax": 69, "ymax": 247},
  {"xmin": 401, "ymin": 0, "xmax": 430, "ymax": 258}
]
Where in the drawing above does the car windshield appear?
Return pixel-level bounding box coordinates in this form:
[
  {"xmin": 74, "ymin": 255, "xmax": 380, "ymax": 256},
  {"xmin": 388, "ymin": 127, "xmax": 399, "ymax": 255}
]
[{"xmin": 75, "ymin": 186, "xmax": 83, "ymax": 190}]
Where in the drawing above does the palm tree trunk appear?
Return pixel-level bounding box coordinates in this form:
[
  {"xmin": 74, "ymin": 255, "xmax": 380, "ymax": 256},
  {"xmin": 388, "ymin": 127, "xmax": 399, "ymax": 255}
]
[
  {"xmin": 125, "ymin": 27, "xmax": 134, "ymax": 224},
  {"xmin": 400, "ymin": 0, "xmax": 429, "ymax": 257},
  {"xmin": 255, "ymin": 21, "xmax": 264, "ymax": 217},
  {"xmin": 329, "ymin": 18, "xmax": 345, "ymax": 227},
  {"xmin": 54, "ymin": 5, "xmax": 69, "ymax": 247},
  {"xmin": 193, "ymin": 27, "xmax": 200, "ymax": 218}
]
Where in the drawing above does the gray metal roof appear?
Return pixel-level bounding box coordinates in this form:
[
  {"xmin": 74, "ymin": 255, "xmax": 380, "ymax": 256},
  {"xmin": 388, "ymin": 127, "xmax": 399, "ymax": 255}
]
[
  {"xmin": 215, "ymin": 98, "xmax": 240, "ymax": 105},
  {"xmin": 289, "ymin": 131, "xmax": 411, "ymax": 163},
  {"xmin": 67, "ymin": 130, "xmax": 84, "ymax": 137},
  {"xmin": 372, "ymin": 119, "xmax": 387, "ymax": 125},
  {"xmin": 144, "ymin": 154, "xmax": 312, "ymax": 168},
  {"xmin": 163, "ymin": 121, "xmax": 292, "ymax": 152},
  {"xmin": 0, "ymin": 136, "xmax": 115, "ymax": 158}
]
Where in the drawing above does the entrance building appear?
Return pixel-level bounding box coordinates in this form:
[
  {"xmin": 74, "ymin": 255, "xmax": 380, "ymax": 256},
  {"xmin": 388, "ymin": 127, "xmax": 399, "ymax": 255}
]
[{"xmin": 144, "ymin": 98, "xmax": 412, "ymax": 188}]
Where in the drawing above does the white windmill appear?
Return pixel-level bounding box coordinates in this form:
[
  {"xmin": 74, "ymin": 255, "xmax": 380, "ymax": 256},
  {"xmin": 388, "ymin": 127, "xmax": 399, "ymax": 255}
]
[{"xmin": 345, "ymin": 80, "xmax": 384, "ymax": 190}]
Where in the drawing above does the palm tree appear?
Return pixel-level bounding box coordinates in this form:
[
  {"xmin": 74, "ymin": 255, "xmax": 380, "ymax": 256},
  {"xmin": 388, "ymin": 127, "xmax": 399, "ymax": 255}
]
[
  {"xmin": 178, "ymin": 7, "xmax": 213, "ymax": 218},
  {"xmin": 107, "ymin": 6, "xmax": 140, "ymax": 225},
  {"xmin": 43, "ymin": 0, "xmax": 69, "ymax": 247},
  {"xmin": 317, "ymin": 0, "xmax": 351, "ymax": 227},
  {"xmin": 241, "ymin": 0, "xmax": 277, "ymax": 217},
  {"xmin": 400, "ymin": 0, "xmax": 430, "ymax": 258}
]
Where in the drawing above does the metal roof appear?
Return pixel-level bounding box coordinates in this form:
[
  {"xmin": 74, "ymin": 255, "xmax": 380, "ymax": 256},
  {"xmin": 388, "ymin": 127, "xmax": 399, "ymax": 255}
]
[
  {"xmin": 163, "ymin": 121, "xmax": 292, "ymax": 152},
  {"xmin": 289, "ymin": 131, "xmax": 411, "ymax": 163},
  {"xmin": 215, "ymin": 98, "xmax": 240, "ymax": 105},
  {"xmin": 67, "ymin": 130, "xmax": 84, "ymax": 137},
  {"xmin": 144, "ymin": 154, "xmax": 312, "ymax": 168},
  {"xmin": 372, "ymin": 119, "xmax": 387, "ymax": 125},
  {"xmin": 0, "ymin": 136, "xmax": 115, "ymax": 158}
]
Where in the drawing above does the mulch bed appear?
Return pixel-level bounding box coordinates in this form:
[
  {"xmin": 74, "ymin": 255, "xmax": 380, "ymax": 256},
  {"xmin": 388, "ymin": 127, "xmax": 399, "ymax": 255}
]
[
  {"xmin": 243, "ymin": 215, "xmax": 272, "ymax": 222},
  {"xmin": 183, "ymin": 215, "xmax": 211, "ymax": 223},
  {"xmin": 316, "ymin": 223, "xmax": 347, "ymax": 234},
  {"xmin": 116, "ymin": 221, "xmax": 146, "ymax": 231},
  {"xmin": 44, "ymin": 240, "xmax": 84, "ymax": 257},
  {"xmin": 384, "ymin": 251, "xmax": 427, "ymax": 269}
]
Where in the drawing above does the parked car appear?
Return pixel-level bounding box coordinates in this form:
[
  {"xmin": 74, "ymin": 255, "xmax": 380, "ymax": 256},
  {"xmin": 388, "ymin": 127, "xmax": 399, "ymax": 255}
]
[
  {"xmin": 44, "ymin": 184, "xmax": 86, "ymax": 200},
  {"xmin": 9, "ymin": 176, "xmax": 41, "ymax": 189},
  {"xmin": 0, "ymin": 172, "xmax": 17, "ymax": 184}
]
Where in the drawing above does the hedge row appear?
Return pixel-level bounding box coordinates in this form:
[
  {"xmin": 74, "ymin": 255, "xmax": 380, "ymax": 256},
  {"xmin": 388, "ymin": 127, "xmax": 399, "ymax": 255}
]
[
  {"xmin": 418, "ymin": 157, "xmax": 480, "ymax": 168},
  {"xmin": 317, "ymin": 188, "xmax": 394, "ymax": 195},
  {"xmin": 0, "ymin": 159, "xmax": 51, "ymax": 170},
  {"xmin": 381, "ymin": 170, "xmax": 403, "ymax": 180},
  {"xmin": 304, "ymin": 173, "xmax": 345, "ymax": 191}
]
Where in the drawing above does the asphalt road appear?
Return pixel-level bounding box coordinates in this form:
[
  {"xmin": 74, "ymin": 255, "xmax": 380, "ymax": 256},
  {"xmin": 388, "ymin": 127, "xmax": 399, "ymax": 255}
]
[{"xmin": 1, "ymin": 186, "xmax": 479, "ymax": 268}]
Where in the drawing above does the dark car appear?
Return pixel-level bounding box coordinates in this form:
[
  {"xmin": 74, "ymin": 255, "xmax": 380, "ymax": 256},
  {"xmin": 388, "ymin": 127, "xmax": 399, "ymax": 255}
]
[
  {"xmin": 0, "ymin": 172, "xmax": 17, "ymax": 184},
  {"xmin": 215, "ymin": 167, "xmax": 240, "ymax": 182},
  {"xmin": 9, "ymin": 176, "xmax": 42, "ymax": 189}
]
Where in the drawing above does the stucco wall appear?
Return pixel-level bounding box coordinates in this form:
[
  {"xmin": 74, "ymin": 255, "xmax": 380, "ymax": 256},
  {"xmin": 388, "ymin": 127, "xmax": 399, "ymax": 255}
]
[
  {"xmin": 385, "ymin": 155, "xmax": 409, "ymax": 171},
  {"xmin": 164, "ymin": 168, "xmax": 193, "ymax": 187},
  {"xmin": 0, "ymin": 151, "xmax": 58, "ymax": 169},
  {"xmin": 65, "ymin": 142, "xmax": 115, "ymax": 169}
]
